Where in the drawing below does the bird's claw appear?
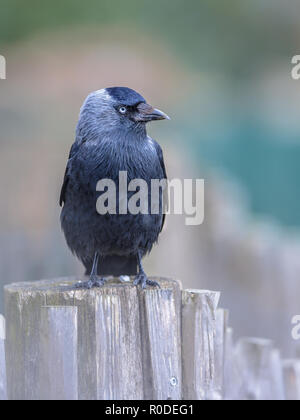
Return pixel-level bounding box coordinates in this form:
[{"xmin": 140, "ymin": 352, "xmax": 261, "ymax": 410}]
[
  {"xmin": 74, "ymin": 279, "xmax": 94, "ymax": 289},
  {"xmin": 133, "ymin": 274, "xmax": 160, "ymax": 289},
  {"xmin": 74, "ymin": 276, "xmax": 107, "ymax": 289},
  {"xmin": 93, "ymin": 277, "xmax": 108, "ymax": 287}
]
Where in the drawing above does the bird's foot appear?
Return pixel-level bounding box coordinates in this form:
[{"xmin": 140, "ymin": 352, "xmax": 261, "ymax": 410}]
[
  {"xmin": 74, "ymin": 275, "xmax": 107, "ymax": 289},
  {"xmin": 133, "ymin": 273, "xmax": 160, "ymax": 289}
]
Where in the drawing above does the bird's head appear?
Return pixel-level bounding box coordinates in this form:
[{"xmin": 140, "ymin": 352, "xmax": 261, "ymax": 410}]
[{"xmin": 77, "ymin": 87, "xmax": 170, "ymax": 138}]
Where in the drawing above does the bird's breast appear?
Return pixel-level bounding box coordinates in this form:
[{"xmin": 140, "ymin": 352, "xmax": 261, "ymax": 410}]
[{"xmin": 77, "ymin": 137, "xmax": 163, "ymax": 186}]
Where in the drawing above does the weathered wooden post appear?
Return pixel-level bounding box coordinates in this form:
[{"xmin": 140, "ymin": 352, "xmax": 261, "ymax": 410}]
[
  {"xmin": 269, "ymin": 349, "xmax": 285, "ymax": 400},
  {"xmin": 4, "ymin": 276, "xmax": 182, "ymax": 400},
  {"xmin": 235, "ymin": 337, "xmax": 284, "ymax": 400},
  {"xmin": 283, "ymin": 360, "xmax": 300, "ymax": 400},
  {"xmin": 223, "ymin": 327, "xmax": 239, "ymax": 400},
  {"xmin": 214, "ymin": 308, "xmax": 229, "ymax": 399},
  {"xmin": 5, "ymin": 276, "xmax": 297, "ymax": 400},
  {"xmin": 140, "ymin": 287, "xmax": 182, "ymax": 399},
  {"xmin": 93, "ymin": 285, "xmax": 143, "ymax": 400},
  {"xmin": 181, "ymin": 289, "xmax": 221, "ymax": 400},
  {"xmin": 39, "ymin": 306, "xmax": 78, "ymax": 400},
  {"xmin": 0, "ymin": 314, "xmax": 7, "ymax": 400}
]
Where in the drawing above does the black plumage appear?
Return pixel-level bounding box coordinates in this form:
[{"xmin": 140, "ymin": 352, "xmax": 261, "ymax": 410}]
[{"xmin": 60, "ymin": 87, "xmax": 169, "ymax": 289}]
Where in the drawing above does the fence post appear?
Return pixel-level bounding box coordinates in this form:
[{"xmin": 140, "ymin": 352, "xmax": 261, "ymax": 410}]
[
  {"xmin": 181, "ymin": 289, "xmax": 220, "ymax": 400},
  {"xmin": 4, "ymin": 276, "xmax": 182, "ymax": 400},
  {"xmin": 94, "ymin": 285, "xmax": 143, "ymax": 400},
  {"xmin": 223, "ymin": 326, "xmax": 236, "ymax": 400},
  {"xmin": 140, "ymin": 286, "xmax": 182, "ymax": 400},
  {"xmin": 214, "ymin": 308, "xmax": 229, "ymax": 399},
  {"xmin": 4, "ymin": 277, "xmax": 298, "ymax": 400},
  {"xmin": 39, "ymin": 306, "xmax": 78, "ymax": 400},
  {"xmin": 235, "ymin": 337, "xmax": 284, "ymax": 400},
  {"xmin": 283, "ymin": 360, "xmax": 300, "ymax": 400}
]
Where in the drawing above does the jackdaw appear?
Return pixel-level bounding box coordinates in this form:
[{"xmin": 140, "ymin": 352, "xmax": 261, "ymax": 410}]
[{"xmin": 60, "ymin": 87, "xmax": 169, "ymax": 289}]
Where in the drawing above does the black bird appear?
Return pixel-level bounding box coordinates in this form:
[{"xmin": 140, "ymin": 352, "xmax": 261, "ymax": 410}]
[{"xmin": 60, "ymin": 87, "xmax": 169, "ymax": 289}]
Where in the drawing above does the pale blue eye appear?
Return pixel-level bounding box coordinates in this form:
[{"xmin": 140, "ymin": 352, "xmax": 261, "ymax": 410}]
[{"xmin": 119, "ymin": 106, "xmax": 127, "ymax": 114}]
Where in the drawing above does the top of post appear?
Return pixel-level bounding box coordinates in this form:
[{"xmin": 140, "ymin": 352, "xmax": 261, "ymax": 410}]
[{"xmin": 4, "ymin": 276, "xmax": 181, "ymax": 295}]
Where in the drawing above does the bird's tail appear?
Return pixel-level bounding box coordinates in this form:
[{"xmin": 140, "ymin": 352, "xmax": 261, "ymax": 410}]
[{"xmin": 84, "ymin": 255, "xmax": 138, "ymax": 277}]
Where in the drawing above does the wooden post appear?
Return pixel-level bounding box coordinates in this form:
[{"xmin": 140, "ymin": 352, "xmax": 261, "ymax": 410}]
[
  {"xmin": 181, "ymin": 289, "xmax": 220, "ymax": 400},
  {"xmin": 94, "ymin": 285, "xmax": 143, "ymax": 400},
  {"xmin": 141, "ymin": 287, "xmax": 182, "ymax": 400},
  {"xmin": 269, "ymin": 349, "xmax": 285, "ymax": 401},
  {"xmin": 4, "ymin": 276, "xmax": 182, "ymax": 400},
  {"xmin": 0, "ymin": 314, "xmax": 7, "ymax": 400},
  {"xmin": 214, "ymin": 308, "xmax": 229, "ymax": 399},
  {"xmin": 39, "ymin": 307, "xmax": 78, "ymax": 400},
  {"xmin": 4, "ymin": 277, "xmax": 298, "ymax": 400},
  {"xmin": 283, "ymin": 360, "xmax": 300, "ymax": 400},
  {"xmin": 223, "ymin": 327, "xmax": 239, "ymax": 400},
  {"xmin": 235, "ymin": 337, "xmax": 284, "ymax": 400}
]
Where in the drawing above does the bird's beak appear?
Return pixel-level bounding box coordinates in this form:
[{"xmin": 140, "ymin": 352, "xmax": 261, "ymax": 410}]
[{"xmin": 135, "ymin": 102, "xmax": 170, "ymax": 122}]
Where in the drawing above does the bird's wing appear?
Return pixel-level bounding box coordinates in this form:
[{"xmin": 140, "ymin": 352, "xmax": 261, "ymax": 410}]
[
  {"xmin": 151, "ymin": 138, "xmax": 168, "ymax": 232},
  {"xmin": 59, "ymin": 141, "xmax": 81, "ymax": 206}
]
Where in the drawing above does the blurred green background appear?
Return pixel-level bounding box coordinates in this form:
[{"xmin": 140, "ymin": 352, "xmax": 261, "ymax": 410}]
[
  {"xmin": 1, "ymin": 0, "xmax": 300, "ymax": 225},
  {"xmin": 1, "ymin": 0, "xmax": 300, "ymax": 356}
]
